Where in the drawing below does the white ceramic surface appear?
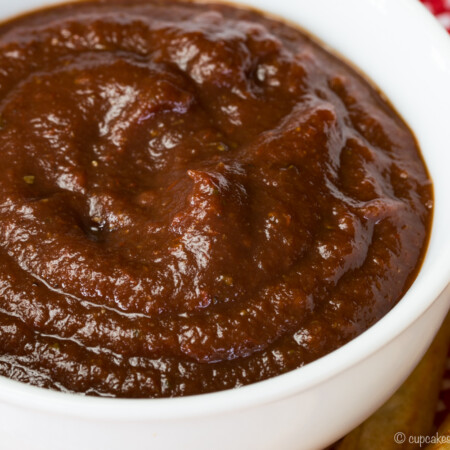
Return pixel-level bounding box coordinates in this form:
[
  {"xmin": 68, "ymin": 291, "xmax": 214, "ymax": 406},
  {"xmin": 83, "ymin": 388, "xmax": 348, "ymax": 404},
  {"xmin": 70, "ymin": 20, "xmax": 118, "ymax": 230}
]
[{"xmin": 0, "ymin": 1, "xmax": 449, "ymax": 449}]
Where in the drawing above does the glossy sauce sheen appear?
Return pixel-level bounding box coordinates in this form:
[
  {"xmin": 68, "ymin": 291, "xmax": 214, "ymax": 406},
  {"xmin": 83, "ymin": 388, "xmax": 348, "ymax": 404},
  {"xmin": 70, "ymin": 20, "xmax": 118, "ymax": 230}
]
[{"xmin": 0, "ymin": 0, "xmax": 432, "ymax": 397}]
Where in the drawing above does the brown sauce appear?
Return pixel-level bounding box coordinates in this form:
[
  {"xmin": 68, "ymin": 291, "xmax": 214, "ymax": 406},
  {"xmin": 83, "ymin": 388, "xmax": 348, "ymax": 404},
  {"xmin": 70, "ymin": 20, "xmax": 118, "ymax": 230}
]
[{"xmin": 0, "ymin": 0, "xmax": 432, "ymax": 397}]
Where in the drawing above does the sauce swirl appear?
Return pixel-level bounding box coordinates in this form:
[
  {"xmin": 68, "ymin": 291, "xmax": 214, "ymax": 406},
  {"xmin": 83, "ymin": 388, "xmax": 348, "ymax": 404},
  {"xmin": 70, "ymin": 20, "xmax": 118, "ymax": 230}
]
[{"xmin": 0, "ymin": 0, "xmax": 432, "ymax": 397}]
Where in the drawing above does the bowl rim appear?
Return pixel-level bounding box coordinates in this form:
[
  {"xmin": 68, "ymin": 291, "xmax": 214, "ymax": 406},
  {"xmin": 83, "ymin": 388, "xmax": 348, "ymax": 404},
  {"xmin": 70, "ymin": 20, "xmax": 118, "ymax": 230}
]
[{"xmin": 0, "ymin": 0, "xmax": 449, "ymax": 421}]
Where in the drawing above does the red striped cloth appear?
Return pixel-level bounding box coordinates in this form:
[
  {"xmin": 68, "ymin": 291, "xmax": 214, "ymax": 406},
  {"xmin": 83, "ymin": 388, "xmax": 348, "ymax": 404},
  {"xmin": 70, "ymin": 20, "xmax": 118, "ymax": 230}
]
[
  {"xmin": 419, "ymin": 0, "xmax": 450, "ymax": 430},
  {"xmin": 421, "ymin": 0, "xmax": 450, "ymax": 31}
]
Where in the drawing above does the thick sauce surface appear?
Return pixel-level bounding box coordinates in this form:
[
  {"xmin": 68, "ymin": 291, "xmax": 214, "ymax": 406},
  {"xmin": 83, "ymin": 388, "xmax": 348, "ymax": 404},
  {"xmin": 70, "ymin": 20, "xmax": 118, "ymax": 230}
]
[{"xmin": 0, "ymin": 0, "xmax": 432, "ymax": 397}]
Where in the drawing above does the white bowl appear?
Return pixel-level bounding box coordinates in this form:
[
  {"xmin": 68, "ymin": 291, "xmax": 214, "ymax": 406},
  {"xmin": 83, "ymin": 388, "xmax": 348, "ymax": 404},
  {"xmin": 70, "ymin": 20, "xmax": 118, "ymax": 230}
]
[{"xmin": 0, "ymin": 0, "xmax": 449, "ymax": 449}]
